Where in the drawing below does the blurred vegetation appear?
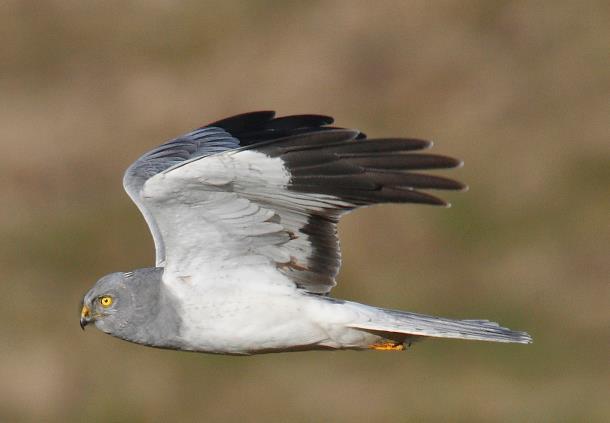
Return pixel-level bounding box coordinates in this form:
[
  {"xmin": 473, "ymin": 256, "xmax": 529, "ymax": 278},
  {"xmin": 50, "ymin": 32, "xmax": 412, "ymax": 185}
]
[{"xmin": 1, "ymin": 0, "xmax": 608, "ymax": 421}]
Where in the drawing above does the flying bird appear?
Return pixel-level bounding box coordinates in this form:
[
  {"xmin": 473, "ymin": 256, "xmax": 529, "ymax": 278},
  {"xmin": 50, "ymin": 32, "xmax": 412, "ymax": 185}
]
[{"xmin": 80, "ymin": 111, "xmax": 531, "ymax": 354}]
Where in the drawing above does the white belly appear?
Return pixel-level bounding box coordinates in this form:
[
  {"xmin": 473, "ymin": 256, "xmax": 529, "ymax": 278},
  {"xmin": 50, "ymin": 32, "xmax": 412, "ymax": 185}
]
[
  {"xmin": 163, "ymin": 267, "xmax": 340, "ymax": 354},
  {"xmin": 183, "ymin": 294, "xmax": 329, "ymax": 353}
]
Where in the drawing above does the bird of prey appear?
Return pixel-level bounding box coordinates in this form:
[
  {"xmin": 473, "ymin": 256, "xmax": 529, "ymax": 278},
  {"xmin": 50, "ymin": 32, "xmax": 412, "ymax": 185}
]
[{"xmin": 80, "ymin": 111, "xmax": 531, "ymax": 354}]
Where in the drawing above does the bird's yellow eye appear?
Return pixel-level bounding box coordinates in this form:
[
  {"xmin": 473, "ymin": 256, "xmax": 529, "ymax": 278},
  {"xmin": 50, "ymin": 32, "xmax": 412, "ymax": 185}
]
[{"xmin": 99, "ymin": 296, "xmax": 113, "ymax": 307}]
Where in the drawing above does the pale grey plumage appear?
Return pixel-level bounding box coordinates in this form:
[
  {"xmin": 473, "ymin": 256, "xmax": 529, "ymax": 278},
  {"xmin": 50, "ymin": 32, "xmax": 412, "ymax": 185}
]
[
  {"xmin": 80, "ymin": 111, "xmax": 532, "ymax": 354},
  {"xmin": 81, "ymin": 268, "xmax": 185, "ymax": 349}
]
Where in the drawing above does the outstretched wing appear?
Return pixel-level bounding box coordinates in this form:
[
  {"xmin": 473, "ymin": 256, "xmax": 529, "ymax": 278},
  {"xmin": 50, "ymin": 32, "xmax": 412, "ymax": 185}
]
[{"xmin": 124, "ymin": 112, "xmax": 465, "ymax": 294}]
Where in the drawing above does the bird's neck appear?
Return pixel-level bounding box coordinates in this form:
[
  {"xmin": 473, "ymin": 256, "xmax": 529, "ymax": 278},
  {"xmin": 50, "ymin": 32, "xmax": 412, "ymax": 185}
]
[{"xmin": 117, "ymin": 267, "xmax": 187, "ymax": 349}]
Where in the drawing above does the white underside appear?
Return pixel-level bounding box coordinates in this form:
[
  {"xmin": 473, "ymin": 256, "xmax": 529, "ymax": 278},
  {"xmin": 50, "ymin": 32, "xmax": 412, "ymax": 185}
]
[{"xmin": 162, "ymin": 265, "xmax": 377, "ymax": 354}]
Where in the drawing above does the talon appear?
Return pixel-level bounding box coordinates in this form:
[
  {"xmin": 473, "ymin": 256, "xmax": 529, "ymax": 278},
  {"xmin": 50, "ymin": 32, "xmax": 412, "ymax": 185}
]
[{"xmin": 368, "ymin": 341, "xmax": 405, "ymax": 351}]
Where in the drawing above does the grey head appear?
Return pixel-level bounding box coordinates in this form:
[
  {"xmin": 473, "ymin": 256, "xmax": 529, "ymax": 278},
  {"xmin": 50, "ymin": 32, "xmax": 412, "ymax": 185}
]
[{"xmin": 80, "ymin": 267, "xmax": 183, "ymax": 349}]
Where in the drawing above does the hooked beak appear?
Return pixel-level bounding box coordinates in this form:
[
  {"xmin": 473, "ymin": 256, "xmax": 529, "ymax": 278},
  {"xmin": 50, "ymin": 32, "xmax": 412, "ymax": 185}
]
[{"xmin": 80, "ymin": 304, "xmax": 91, "ymax": 330}]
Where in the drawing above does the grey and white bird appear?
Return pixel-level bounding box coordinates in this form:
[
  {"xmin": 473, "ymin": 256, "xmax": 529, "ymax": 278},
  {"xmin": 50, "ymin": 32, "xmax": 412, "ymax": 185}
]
[{"xmin": 80, "ymin": 111, "xmax": 531, "ymax": 354}]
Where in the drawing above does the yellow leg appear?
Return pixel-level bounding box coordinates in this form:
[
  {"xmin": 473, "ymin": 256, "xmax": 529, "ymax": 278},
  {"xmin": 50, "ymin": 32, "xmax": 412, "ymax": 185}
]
[{"xmin": 368, "ymin": 341, "xmax": 405, "ymax": 351}]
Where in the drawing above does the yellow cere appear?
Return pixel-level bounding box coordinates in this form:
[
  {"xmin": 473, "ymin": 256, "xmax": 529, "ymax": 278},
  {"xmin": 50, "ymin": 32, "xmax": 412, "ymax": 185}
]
[{"xmin": 99, "ymin": 296, "xmax": 113, "ymax": 307}]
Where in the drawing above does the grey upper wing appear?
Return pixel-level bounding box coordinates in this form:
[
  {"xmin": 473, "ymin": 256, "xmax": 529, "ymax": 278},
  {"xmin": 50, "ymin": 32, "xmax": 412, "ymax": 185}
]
[{"xmin": 123, "ymin": 126, "xmax": 241, "ymax": 266}]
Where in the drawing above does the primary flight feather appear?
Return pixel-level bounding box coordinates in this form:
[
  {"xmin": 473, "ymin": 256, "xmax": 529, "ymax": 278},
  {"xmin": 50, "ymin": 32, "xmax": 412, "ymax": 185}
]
[{"xmin": 80, "ymin": 111, "xmax": 531, "ymax": 354}]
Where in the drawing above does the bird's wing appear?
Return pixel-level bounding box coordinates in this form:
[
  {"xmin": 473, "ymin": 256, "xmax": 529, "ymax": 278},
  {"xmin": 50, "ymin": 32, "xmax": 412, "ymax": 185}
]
[{"xmin": 124, "ymin": 112, "xmax": 465, "ymax": 294}]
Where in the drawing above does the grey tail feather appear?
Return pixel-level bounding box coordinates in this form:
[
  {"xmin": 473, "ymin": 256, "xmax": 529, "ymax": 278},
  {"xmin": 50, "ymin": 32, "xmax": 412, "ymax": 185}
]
[{"xmin": 348, "ymin": 306, "xmax": 532, "ymax": 344}]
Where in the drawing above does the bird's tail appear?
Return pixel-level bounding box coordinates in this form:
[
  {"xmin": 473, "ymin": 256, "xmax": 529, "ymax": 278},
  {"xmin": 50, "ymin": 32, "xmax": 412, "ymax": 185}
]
[{"xmin": 347, "ymin": 305, "xmax": 532, "ymax": 346}]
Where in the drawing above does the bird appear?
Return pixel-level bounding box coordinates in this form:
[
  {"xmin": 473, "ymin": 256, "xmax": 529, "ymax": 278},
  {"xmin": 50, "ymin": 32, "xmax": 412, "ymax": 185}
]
[{"xmin": 80, "ymin": 111, "xmax": 532, "ymax": 354}]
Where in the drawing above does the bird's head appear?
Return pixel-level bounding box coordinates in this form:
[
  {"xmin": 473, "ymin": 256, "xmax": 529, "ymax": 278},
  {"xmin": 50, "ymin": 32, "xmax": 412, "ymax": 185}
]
[
  {"xmin": 80, "ymin": 272, "xmax": 137, "ymax": 334},
  {"xmin": 80, "ymin": 268, "xmax": 179, "ymax": 348}
]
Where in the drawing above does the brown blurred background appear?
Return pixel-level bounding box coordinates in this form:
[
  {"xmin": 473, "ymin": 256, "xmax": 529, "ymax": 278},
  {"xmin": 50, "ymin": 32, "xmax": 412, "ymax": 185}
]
[{"xmin": 1, "ymin": 1, "xmax": 608, "ymax": 421}]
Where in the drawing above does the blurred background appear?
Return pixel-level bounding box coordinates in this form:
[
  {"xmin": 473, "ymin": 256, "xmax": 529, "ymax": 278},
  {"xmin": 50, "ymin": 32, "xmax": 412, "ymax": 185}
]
[{"xmin": 1, "ymin": 0, "xmax": 608, "ymax": 421}]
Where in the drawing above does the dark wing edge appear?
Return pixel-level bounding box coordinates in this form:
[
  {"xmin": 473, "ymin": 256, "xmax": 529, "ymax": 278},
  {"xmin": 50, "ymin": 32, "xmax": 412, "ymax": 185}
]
[{"xmin": 241, "ymin": 129, "xmax": 466, "ymax": 293}]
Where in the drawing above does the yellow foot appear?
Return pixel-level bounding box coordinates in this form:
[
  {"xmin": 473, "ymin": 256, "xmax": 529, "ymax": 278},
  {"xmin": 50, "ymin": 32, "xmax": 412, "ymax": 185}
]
[{"xmin": 368, "ymin": 341, "xmax": 405, "ymax": 351}]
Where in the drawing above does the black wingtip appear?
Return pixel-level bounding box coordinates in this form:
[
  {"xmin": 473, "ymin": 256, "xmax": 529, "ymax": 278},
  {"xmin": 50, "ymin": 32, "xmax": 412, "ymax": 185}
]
[
  {"xmin": 266, "ymin": 114, "xmax": 334, "ymax": 129},
  {"xmin": 206, "ymin": 111, "xmax": 277, "ymax": 132}
]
